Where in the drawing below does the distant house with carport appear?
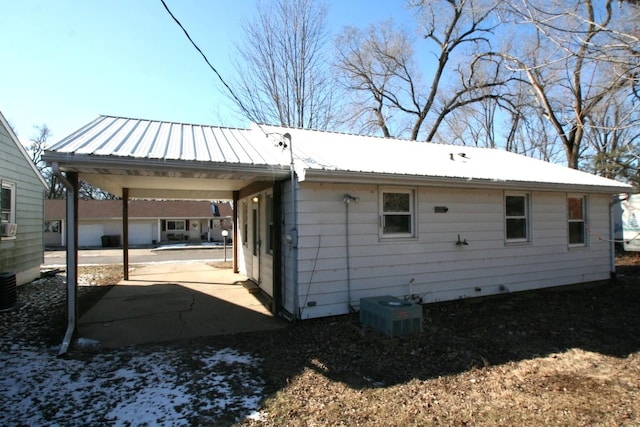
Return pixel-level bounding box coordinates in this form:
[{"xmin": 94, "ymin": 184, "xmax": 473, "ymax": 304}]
[
  {"xmin": 43, "ymin": 115, "xmax": 633, "ymax": 325},
  {"xmin": 45, "ymin": 199, "xmax": 233, "ymax": 247},
  {"xmin": 0, "ymin": 109, "xmax": 48, "ymax": 285}
]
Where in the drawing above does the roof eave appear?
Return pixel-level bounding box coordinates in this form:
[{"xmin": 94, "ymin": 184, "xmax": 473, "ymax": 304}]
[
  {"xmin": 299, "ymin": 170, "xmax": 632, "ymax": 194},
  {"xmin": 42, "ymin": 151, "xmax": 291, "ymax": 177}
]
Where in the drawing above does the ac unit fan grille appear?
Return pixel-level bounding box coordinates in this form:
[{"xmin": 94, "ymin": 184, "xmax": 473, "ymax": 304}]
[{"xmin": 359, "ymin": 295, "xmax": 422, "ymax": 337}]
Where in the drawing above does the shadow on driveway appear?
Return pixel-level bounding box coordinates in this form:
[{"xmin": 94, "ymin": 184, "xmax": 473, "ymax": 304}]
[{"xmin": 78, "ymin": 263, "xmax": 287, "ymax": 348}]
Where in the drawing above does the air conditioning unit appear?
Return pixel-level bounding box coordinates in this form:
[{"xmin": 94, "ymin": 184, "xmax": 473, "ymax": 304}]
[
  {"xmin": 2, "ymin": 223, "xmax": 17, "ymax": 237},
  {"xmin": 360, "ymin": 295, "xmax": 423, "ymax": 337}
]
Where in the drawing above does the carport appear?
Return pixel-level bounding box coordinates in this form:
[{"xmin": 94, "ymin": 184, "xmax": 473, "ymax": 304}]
[
  {"xmin": 43, "ymin": 115, "xmax": 293, "ymax": 354},
  {"xmin": 78, "ymin": 262, "xmax": 287, "ymax": 348}
]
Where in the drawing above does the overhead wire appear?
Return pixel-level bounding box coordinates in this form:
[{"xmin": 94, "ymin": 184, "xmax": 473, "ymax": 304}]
[{"xmin": 159, "ymin": 0, "xmax": 267, "ymax": 135}]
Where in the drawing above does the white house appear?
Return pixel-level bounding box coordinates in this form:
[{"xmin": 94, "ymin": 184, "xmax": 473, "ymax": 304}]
[
  {"xmin": 0, "ymin": 109, "xmax": 48, "ymax": 285},
  {"xmin": 45, "ymin": 199, "xmax": 233, "ymax": 247},
  {"xmin": 43, "ymin": 115, "xmax": 632, "ymax": 323}
]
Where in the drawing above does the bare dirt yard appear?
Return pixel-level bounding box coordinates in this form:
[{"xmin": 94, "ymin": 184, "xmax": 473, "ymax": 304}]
[{"xmin": 2, "ymin": 256, "xmax": 640, "ymax": 426}]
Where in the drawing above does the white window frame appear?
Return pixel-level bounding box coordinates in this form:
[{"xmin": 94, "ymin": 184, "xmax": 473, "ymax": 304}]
[
  {"xmin": 1, "ymin": 181, "xmax": 15, "ymax": 224},
  {"xmin": 568, "ymin": 194, "xmax": 588, "ymax": 246},
  {"xmin": 379, "ymin": 187, "xmax": 416, "ymax": 239},
  {"xmin": 166, "ymin": 220, "xmax": 186, "ymax": 231},
  {"xmin": 504, "ymin": 192, "xmax": 530, "ymax": 243},
  {"xmin": 1, "ymin": 181, "xmax": 16, "ymax": 239}
]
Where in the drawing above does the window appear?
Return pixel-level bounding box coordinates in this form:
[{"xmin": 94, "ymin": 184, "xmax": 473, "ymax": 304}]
[
  {"xmin": 380, "ymin": 188, "xmax": 415, "ymax": 237},
  {"xmin": 1, "ymin": 181, "xmax": 16, "ymax": 238},
  {"xmin": 167, "ymin": 220, "xmax": 185, "ymax": 231},
  {"xmin": 505, "ymin": 193, "xmax": 529, "ymax": 241},
  {"xmin": 568, "ymin": 195, "xmax": 587, "ymax": 245},
  {"xmin": 266, "ymin": 194, "xmax": 274, "ymax": 254},
  {"xmin": 1, "ymin": 182, "xmax": 15, "ymax": 224},
  {"xmin": 242, "ymin": 202, "xmax": 248, "ymax": 245},
  {"xmin": 45, "ymin": 221, "xmax": 61, "ymax": 233}
]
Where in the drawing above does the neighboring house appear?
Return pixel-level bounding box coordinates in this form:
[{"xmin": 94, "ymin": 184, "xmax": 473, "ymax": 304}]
[
  {"xmin": 43, "ymin": 115, "xmax": 633, "ymax": 322},
  {"xmin": 0, "ymin": 110, "xmax": 48, "ymax": 285},
  {"xmin": 44, "ymin": 199, "xmax": 233, "ymax": 247},
  {"xmin": 613, "ymin": 193, "xmax": 640, "ymax": 252}
]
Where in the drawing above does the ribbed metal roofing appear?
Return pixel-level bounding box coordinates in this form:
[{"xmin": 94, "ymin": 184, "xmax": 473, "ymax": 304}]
[
  {"xmin": 47, "ymin": 116, "xmax": 631, "ymax": 194},
  {"xmin": 259, "ymin": 124, "xmax": 632, "ymax": 192},
  {"xmin": 50, "ymin": 115, "xmax": 286, "ymax": 166}
]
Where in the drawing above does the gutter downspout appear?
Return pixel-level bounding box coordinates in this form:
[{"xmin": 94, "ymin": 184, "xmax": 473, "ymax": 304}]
[
  {"xmin": 343, "ymin": 194, "xmax": 359, "ymax": 312},
  {"xmin": 53, "ymin": 163, "xmax": 78, "ymax": 356},
  {"xmin": 610, "ymin": 194, "xmax": 628, "ymax": 279},
  {"xmin": 284, "ymin": 133, "xmax": 299, "ymax": 320}
]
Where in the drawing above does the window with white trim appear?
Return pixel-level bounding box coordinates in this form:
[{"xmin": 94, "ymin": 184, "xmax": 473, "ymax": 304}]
[
  {"xmin": 568, "ymin": 195, "xmax": 587, "ymax": 245},
  {"xmin": 505, "ymin": 193, "xmax": 530, "ymax": 242},
  {"xmin": 1, "ymin": 181, "xmax": 16, "ymax": 238},
  {"xmin": 380, "ymin": 188, "xmax": 416, "ymax": 238}
]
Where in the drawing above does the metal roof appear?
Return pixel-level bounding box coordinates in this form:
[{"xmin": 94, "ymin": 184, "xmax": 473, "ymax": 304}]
[
  {"xmin": 43, "ymin": 116, "xmax": 632, "ymax": 198},
  {"xmin": 260, "ymin": 124, "xmax": 632, "ymax": 193},
  {"xmin": 49, "ymin": 115, "xmax": 285, "ymax": 165},
  {"xmin": 44, "ymin": 116, "xmax": 292, "ymax": 199}
]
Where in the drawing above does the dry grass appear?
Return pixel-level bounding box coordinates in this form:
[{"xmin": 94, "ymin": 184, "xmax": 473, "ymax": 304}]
[
  {"xmin": 230, "ymin": 257, "xmax": 640, "ymax": 426},
  {"xmin": 14, "ymin": 256, "xmax": 640, "ymax": 426}
]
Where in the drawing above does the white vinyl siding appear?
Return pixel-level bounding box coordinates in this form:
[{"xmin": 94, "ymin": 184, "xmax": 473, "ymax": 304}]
[
  {"xmin": 0, "ymin": 115, "xmax": 46, "ymax": 284},
  {"xmin": 293, "ymin": 183, "xmax": 612, "ymax": 320}
]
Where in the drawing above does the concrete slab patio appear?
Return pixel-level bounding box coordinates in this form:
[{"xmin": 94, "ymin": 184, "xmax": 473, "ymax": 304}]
[{"xmin": 78, "ymin": 262, "xmax": 287, "ymax": 348}]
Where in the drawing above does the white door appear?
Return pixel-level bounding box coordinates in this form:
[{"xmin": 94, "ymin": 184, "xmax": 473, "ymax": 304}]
[{"xmin": 251, "ymin": 205, "xmax": 260, "ymax": 282}]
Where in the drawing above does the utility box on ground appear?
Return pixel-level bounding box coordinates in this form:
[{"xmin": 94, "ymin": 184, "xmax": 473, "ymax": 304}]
[
  {"xmin": 0, "ymin": 272, "xmax": 17, "ymax": 311},
  {"xmin": 359, "ymin": 295, "xmax": 423, "ymax": 337}
]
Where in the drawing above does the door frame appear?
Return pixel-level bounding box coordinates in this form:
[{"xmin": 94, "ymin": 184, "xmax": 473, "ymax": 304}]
[{"xmin": 251, "ymin": 202, "xmax": 260, "ymax": 282}]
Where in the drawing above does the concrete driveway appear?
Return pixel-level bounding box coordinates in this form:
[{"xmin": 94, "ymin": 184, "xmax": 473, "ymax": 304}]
[{"xmin": 78, "ymin": 262, "xmax": 287, "ymax": 348}]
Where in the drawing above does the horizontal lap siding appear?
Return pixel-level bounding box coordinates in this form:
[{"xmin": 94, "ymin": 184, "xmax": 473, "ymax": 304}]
[
  {"xmin": 296, "ymin": 183, "xmax": 614, "ymax": 320},
  {"xmin": 0, "ymin": 123, "xmax": 45, "ymax": 285}
]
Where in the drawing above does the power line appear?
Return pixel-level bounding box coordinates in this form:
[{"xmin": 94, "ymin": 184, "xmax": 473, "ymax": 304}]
[{"xmin": 159, "ymin": 0, "xmax": 260, "ymax": 128}]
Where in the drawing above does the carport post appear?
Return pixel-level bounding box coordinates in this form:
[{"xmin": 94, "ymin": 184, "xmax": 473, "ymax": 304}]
[
  {"xmin": 53, "ymin": 166, "xmax": 78, "ymax": 356},
  {"xmin": 122, "ymin": 188, "xmax": 129, "ymax": 280},
  {"xmin": 233, "ymin": 190, "xmax": 239, "ymax": 273}
]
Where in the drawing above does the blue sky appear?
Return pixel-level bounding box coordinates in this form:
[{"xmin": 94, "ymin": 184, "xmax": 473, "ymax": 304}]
[{"xmin": 1, "ymin": 0, "xmax": 414, "ymax": 145}]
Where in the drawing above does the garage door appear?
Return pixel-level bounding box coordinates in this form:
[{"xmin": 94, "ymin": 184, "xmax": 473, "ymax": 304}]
[
  {"xmin": 79, "ymin": 224, "xmax": 104, "ymax": 247},
  {"xmin": 129, "ymin": 223, "xmax": 153, "ymax": 245}
]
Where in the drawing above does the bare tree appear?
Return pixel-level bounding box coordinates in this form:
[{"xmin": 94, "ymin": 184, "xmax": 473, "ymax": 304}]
[
  {"xmin": 335, "ymin": 0, "xmax": 508, "ymax": 141},
  {"xmin": 28, "ymin": 124, "xmax": 117, "ymax": 200},
  {"xmin": 231, "ymin": 0, "xmax": 339, "ymax": 130},
  {"xmin": 581, "ymin": 91, "xmax": 640, "ymax": 185},
  {"xmin": 78, "ymin": 181, "xmax": 119, "ymax": 200},
  {"xmin": 28, "ymin": 125, "xmax": 64, "ymax": 199},
  {"xmin": 493, "ymin": 0, "xmax": 640, "ymax": 169}
]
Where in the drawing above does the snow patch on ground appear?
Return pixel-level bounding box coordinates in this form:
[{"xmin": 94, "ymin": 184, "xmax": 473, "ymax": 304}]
[{"xmin": 0, "ymin": 343, "xmax": 264, "ymax": 425}]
